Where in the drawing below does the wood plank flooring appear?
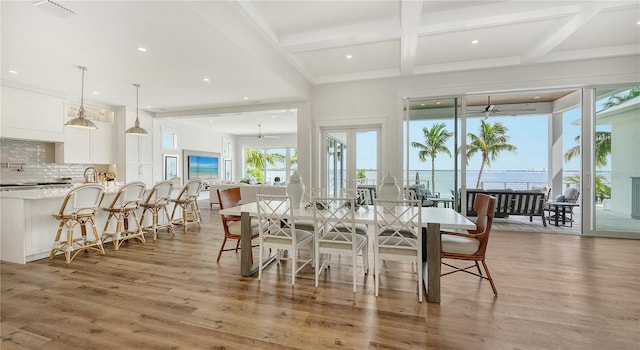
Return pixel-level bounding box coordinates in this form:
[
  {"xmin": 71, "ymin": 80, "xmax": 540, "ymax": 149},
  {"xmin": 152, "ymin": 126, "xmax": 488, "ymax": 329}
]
[{"xmin": 2, "ymin": 202, "xmax": 639, "ymax": 349}]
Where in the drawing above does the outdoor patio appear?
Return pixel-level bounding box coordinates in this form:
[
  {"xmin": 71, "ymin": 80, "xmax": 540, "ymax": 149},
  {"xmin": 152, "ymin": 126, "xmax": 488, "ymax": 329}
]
[{"xmin": 491, "ymin": 206, "xmax": 640, "ymax": 235}]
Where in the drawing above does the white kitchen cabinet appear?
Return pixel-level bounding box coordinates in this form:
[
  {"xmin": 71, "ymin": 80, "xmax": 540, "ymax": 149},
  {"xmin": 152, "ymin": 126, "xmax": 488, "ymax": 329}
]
[
  {"xmin": 55, "ymin": 121, "xmax": 116, "ymax": 164},
  {"xmin": 126, "ymin": 164, "xmax": 153, "ymax": 187},
  {"xmin": 0, "ymin": 86, "xmax": 65, "ymax": 142}
]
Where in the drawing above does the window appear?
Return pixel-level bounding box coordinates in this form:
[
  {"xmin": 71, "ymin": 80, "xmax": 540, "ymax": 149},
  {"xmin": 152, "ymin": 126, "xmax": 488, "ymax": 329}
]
[
  {"xmin": 243, "ymin": 147, "xmax": 296, "ymax": 184},
  {"xmin": 162, "ymin": 129, "xmax": 178, "ymax": 149}
]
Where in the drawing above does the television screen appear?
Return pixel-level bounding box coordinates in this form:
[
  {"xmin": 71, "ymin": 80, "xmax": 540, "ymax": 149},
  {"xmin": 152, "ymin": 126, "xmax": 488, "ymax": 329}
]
[{"xmin": 188, "ymin": 155, "xmax": 219, "ymax": 179}]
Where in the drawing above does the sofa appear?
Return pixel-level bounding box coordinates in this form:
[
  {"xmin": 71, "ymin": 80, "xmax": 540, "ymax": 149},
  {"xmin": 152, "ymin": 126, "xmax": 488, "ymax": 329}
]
[
  {"xmin": 209, "ymin": 183, "xmax": 287, "ymax": 208},
  {"xmin": 462, "ymin": 188, "xmax": 549, "ymax": 226}
]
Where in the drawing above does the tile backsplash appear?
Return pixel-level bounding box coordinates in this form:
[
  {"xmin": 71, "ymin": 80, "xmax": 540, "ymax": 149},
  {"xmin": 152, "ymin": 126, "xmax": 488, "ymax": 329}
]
[{"xmin": 0, "ymin": 139, "xmax": 104, "ymax": 184}]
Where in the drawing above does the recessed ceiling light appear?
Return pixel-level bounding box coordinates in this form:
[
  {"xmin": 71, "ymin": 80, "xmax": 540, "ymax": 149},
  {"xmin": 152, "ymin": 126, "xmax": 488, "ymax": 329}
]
[
  {"xmin": 243, "ymin": 97, "xmax": 249, "ymax": 100},
  {"xmin": 92, "ymin": 91, "xmax": 99, "ymax": 95},
  {"xmin": 8, "ymin": 70, "xmax": 18, "ymax": 74},
  {"xmin": 436, "ymin": 101, "xmax": 441, "ymax": 105},
  {"xmin": 420, "ymin": 103, "xmax": 425, "ymax": 106},
  {"xmin": 533, "ymin": 96, "xmax": 541, "ymax": 99},
  {"xmin": 346, "ymin": 54, "xmax": 353, "ymax": 59},
  {"xmin": 637, "ymin": 20, "xmax": 640, "ymax": 25},
  {"xmin": 471, "ymin": 40, "xmax": 479, "ymax": 44},
  {"xmin": 138, "ymin": 47, "xmax": 147, "ymax": 52},
  {"xmin": 146, "ymin": 105, "xmax": 152, "ymax": 108},
  {"xmin": 203, "ymin": 77, "xmax": 210, "ymax": 83},
  {"xmin": 271, "ymin": 115, "xmax": 277, "ymax": 118}
]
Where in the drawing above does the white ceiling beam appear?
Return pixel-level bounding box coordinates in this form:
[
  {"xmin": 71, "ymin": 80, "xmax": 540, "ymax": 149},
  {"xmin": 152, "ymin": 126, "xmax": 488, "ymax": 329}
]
[
  {"xmin": 537, "ymin": 44, "xmax": 640, "ymax": 63},
  {"xmin": 522, "ymin": 3, "xmax": 604, "ymax": 63},
  {"xmin": 413, "ymin": 56, "xmax": 522, "ymax": 76},
  {"xmin": 280, "ymin": 19, "xmax": 399, "ymax": 53},
  {"xmin": 228, "ymin": 0, "xmax": 316, "ymax": 83},
  {"xmin": 400, "ymin": 0, "xmax": 422, "ymax": 75}
]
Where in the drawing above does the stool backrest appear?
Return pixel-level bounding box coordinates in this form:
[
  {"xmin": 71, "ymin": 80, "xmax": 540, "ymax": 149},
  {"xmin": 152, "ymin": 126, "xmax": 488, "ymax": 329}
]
[
  {"xmin": 177, "ymin": 178, "xmax": 203, "ymax": 201},
  {"xmin": 58, "ymin": 183, "xmax": 105, "ymax": 216},
  {"xmin": 106, "ymin": 181, "xmax": 146, "ymax": 210},
  {"xmin": 144, "ymin": 180, "xmax": 174, "ymax": 206}
]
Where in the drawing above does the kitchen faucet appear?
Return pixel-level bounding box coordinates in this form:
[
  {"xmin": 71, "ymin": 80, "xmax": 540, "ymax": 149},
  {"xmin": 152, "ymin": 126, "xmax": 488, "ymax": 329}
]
[{"xmin": 84, "ymin": 167, "xmax": 98, "ymax": 183}]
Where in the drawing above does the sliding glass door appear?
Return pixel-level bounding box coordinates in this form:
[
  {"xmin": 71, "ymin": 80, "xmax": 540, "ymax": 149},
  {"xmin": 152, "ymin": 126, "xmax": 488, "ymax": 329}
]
[
  {"xmin": 584, "ymin": 85, "xmax": 640, "ymax": 237},
  {"xmin": 403, "ymin": 97, "xmax": 460, "ymax": 208}
]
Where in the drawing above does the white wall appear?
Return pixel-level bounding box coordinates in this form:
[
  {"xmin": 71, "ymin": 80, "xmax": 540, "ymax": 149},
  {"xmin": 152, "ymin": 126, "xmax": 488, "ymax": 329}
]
[
  {"xmin": 153, "ymin": 118, "xmax": 237, "ymax": 184},
  {"xmin": 605, "ymin": 103, "xmax": 640, "ymax": 214},
  {"xmin": 306, "ymin": 56, "xmax": 640, "ymax": 189}
]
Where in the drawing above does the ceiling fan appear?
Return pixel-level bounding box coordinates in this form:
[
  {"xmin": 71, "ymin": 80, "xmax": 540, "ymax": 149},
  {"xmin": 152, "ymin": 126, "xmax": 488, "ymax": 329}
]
[
  {"xmin": 256, "ymin": 124, "xmax": 280, "ymax": 140},
  {"xmin": 468, "ymin": 96, "xmax": 536, "ymax": 118}
]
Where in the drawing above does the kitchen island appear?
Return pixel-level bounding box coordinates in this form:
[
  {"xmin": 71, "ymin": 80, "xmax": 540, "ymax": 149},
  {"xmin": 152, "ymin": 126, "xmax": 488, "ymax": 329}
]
[{"xmin": 2, "ymin": 186, "xmax": 136, "ymax": 264}]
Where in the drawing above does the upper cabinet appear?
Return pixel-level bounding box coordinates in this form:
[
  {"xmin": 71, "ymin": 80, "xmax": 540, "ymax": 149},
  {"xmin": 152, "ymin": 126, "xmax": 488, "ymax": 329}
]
[
  {"xmin": 0, "ymin": 86, "xmax": 65, "ymax": 142},
  {"xmin": 55, "ymin": 120, "xmax": 116, "ymax": 164}
]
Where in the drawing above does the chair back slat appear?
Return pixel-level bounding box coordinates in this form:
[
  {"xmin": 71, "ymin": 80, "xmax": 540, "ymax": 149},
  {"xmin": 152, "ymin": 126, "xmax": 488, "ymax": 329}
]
[
  {"xmin": 314, "ymin": 197, "xmax": 357, "ymax": 244},
  {"xmin": 144, "ymin": 180, "xmax": 173, "ymax": 206},
  {"xmin": 256, "ymin": 194, "xmax": 297, "ymax": 241},
  {"xmin": 373, "ymin": 199, "xmax": 421, "ymax": 249},
  {"xmin": 107, "ymin": 182, "xmax": 146, "ymax": 210},
  {"xmin": 60, "ymin": 183, "xmax": 105, "ymax": 216}
]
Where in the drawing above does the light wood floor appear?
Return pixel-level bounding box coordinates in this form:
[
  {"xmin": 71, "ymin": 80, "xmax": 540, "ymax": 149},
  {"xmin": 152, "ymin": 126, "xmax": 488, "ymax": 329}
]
[{"xmin": 2, "ymin": 203, "xmax": 639, "ymax": 349}]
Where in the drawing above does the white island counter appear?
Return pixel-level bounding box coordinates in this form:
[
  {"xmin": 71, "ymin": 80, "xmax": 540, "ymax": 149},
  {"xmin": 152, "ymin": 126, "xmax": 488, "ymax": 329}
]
[{"xmin": 2, "ymin": 186, "xmax": 133, "ymax": 264}]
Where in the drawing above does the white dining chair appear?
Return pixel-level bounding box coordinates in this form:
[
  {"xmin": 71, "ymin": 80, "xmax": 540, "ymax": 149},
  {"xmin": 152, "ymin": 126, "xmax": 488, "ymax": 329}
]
[
  {"xmin": 256, "ymin": 194, "xmax": 314, "ymax": 285},
  {"xmin": 313, "ymin": 196, "xmax": 369, "ymax": 293},
  {"xmin": 373, "ymin": 198, "xmax": 422, "ymax": 302}
]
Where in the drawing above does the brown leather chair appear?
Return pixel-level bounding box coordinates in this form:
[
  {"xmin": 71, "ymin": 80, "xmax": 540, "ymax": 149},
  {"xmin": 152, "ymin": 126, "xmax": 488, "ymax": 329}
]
[
  {"xmin": 216, "ymin": 187, "xmax": 259, "ymax": 262},
  {"xmin": 440, "ymin": 193, "xmax": 498, "ymax": 295}
]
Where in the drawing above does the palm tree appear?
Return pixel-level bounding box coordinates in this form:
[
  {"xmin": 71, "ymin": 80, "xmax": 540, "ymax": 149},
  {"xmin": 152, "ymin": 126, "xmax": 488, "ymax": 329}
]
[
  {"xmin": 466, "ymin": 120, "xmax": 518, "ymax": 188},
  {"xmin": 601, "ymin": 87, "xmax": 640, "ymax": 110},
  {"xmin": 244, "ymin": 149, "xmax": 285, "ymax": 182},
  {"xmin": 410, "ymin": 123, "xmax": 453, "ymax": 194},
  {"xmin": 564, "ymin": 131, "xmax": 611, "ymax": 167}
]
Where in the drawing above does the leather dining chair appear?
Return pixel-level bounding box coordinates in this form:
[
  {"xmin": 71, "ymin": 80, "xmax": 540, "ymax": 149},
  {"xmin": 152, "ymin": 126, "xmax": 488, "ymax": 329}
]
[
  {"xmin": 440, "ymin": 193, "xmax": 498, "ymax": 295},
  {"xmin": 216, "ymin": 187, "xmax": 260, "ymax": 263}
]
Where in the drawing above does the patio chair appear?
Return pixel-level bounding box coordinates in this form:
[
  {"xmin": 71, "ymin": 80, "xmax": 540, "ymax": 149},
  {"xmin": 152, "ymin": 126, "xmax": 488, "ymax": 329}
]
[{"xmin": 545, "ymin": 187, "xmax": 580, "ymax": 226}]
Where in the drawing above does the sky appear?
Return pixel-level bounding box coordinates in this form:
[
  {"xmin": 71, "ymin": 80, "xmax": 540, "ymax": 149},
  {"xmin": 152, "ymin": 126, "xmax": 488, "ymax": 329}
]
[{"xmin": 355, "ymin": 106, "xmax": 610, "ymax": 172}]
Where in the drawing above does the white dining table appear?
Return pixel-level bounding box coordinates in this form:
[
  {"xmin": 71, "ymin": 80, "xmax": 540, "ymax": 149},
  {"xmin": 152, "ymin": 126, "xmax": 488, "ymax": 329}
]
[{"xmin": 219, "ymin": 202, "xmax": 475, "ymax": 303}]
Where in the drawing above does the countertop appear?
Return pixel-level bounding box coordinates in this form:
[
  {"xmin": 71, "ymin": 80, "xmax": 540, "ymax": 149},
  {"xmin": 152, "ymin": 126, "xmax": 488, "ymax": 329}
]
[{"xmin": 0, "ymin": 185, "xmax": 124, "ymax": 200}]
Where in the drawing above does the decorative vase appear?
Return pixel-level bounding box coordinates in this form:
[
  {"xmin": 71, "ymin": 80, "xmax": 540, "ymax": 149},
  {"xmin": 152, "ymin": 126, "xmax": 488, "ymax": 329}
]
[
  {"xmin": 287, "ymin": 172, "xmax": 305, "ymax": 209},
  {"xmin": 378, "ymin": 173, "xmax": 401, "ymax": 211}
]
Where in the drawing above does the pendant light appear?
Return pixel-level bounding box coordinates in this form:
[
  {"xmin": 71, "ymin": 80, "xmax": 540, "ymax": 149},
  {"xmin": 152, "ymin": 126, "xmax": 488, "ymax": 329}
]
[
  {"xmin": 65, "ymin": 66, "xmax": 97, "ymax": 129},
  {"xmin": 125, "ymin": 83, "xmax": 148, "ymax": 136}
]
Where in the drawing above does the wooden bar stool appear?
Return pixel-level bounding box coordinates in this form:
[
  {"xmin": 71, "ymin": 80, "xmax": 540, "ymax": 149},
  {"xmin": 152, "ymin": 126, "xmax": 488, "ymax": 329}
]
[
  {"xmin": 171, "ymin": 178, "xmax": 203, "ymax": 233},
  {"xmin": 140, "ymin": 180, "xmax": 176, "ymax": 241},
  {"xmin": 101, "ymin": 182, "xmax": 147, "ymax": 250},
  {"xmin": 49, "ymin": 183, "xmax": 106, "ymax": 264}
]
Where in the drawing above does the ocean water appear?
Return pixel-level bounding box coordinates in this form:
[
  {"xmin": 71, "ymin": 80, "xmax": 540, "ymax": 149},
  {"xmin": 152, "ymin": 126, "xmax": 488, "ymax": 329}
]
[{"xmin": 265, "ymin": 169, "xmax": 610, "ymax": 198}]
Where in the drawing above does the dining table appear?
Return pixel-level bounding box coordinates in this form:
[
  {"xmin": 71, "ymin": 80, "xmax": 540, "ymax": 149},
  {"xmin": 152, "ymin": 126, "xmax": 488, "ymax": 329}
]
[{"xmin": 219, "ymin": 202, "xmax": 476, "ymax": 303}]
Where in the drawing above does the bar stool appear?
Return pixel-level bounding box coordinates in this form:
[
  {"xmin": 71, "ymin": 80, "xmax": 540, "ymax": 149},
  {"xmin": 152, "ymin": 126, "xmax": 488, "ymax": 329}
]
[
  {"xmin": 140, "ymin": 180, "xmax": 175, "ymax": 241},
  {"xmin": 101, "ymin": 181, "xmax": 147, "ymax": 250},
  {"xmin": 171, "ymin": 178, "xmax": 203, "ymax": 233},
  {"xmin": 50, "ymin": 183, "xmax": 106, "ymax": 264}
]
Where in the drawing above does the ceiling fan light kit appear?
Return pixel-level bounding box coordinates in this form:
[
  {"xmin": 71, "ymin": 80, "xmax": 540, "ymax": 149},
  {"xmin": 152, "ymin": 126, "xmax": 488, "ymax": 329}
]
[{"xmin": 257, "ymin": 124, "xmax": 279, "ymax": 139}]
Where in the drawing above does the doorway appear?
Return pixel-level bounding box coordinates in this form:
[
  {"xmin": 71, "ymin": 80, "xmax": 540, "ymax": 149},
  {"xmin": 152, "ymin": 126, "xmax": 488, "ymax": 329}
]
[{"xmin": 323, "ymin": 127, "xmax": 380, "ymax": 197}]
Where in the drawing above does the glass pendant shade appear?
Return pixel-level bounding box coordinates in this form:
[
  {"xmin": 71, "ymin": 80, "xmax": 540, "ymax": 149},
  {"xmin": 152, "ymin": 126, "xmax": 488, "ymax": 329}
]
[
  {"xmin": 65, "ymin": 66, "xmax": 97, "ymax": 129},
  {"xmin": 125, "ymin": 83, "xmax": 148, "ymax": 136}
]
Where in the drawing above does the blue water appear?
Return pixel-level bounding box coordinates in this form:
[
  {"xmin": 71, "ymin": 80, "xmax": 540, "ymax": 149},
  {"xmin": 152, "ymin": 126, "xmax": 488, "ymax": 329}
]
[{"xmin": 266, "ymin": 169, "xmax": 611, "ymax": 198}]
